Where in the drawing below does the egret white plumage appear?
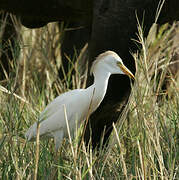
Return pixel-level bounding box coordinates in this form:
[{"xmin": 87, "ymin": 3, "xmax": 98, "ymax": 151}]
[{"xmin": 25, "ymin": 50, "xmax": 135, "ymax": 150}]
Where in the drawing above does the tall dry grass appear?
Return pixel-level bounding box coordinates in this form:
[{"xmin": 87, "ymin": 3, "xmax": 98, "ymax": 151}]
[{"xmin": 0, "ymin": 14, "xmax": 178, "ymax": 179}]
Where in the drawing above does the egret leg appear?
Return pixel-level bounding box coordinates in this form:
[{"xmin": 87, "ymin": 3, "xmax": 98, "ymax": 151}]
[
  {"xmin": 52, "ymin": 130, "xmax": 64, "ymax": 151},
  {"xmin": 50, "ymin": 131, "xmax": 64, "ymax": 179}
]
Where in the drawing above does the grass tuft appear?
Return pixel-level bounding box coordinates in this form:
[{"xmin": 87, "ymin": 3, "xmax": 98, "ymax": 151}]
[{"xmin": 0, "ymin": 14, "xmax": 179, "ymax": 179}]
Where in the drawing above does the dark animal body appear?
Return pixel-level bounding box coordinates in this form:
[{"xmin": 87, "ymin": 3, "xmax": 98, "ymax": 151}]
[
  {"xmin": 0, "ymin": 13, "xmax": 19, "ymax": 80},
  {"xmin": 1, "ymin": 0, "xmax": 179, "ymax": 148}
]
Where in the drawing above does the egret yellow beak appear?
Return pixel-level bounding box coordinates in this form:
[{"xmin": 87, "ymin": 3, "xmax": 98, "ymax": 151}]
[{"xmin": 117, "ymin": 62, "xmax": 135, "ymax": 80}]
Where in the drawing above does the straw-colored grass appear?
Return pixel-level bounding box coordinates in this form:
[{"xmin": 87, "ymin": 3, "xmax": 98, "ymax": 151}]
[{"xmin": 0, "ymin": 15, "xmax": 178, "ymax": 179}]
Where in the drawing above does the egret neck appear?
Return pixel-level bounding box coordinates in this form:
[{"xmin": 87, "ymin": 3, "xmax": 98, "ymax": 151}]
[{"xmin": 87, "ymin": 69, "xmax": 111, "ymax": 113}]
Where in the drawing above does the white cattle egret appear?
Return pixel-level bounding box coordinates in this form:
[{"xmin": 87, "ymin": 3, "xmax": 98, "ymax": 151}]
[{"xmin": 25, "ymin": 51, "xmax": 135, "ymax": 150}]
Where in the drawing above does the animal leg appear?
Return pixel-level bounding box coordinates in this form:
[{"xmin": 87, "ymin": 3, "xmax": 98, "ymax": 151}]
[{"xmin": 52, "ymin": 131, "xmax": 64, "ymax": 151}]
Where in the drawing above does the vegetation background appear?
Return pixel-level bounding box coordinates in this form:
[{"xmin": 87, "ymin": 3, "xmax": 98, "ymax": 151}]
[{"xmin": 0, "ymin": 14, "xmax": 178, "ymax": 179}]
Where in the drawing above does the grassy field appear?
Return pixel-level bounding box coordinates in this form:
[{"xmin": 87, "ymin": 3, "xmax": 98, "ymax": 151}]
[{"xmin": 0, "ymin": 17, "xmax": 179, "ymax": 179}]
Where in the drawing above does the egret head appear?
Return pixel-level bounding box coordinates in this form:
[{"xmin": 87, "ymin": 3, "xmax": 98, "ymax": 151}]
[{"xmin": 91, "ymin": 51, "xmax": 135, "ymax": 79}]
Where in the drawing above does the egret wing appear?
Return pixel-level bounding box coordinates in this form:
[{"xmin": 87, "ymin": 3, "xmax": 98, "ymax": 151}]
[
  {"xmin": 39, "ymin": 89, "xmax": 83, "ymax": 122},
  {"xmin": 25, "ymin": 89, "xmax": 85, "ymax": 140}
]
